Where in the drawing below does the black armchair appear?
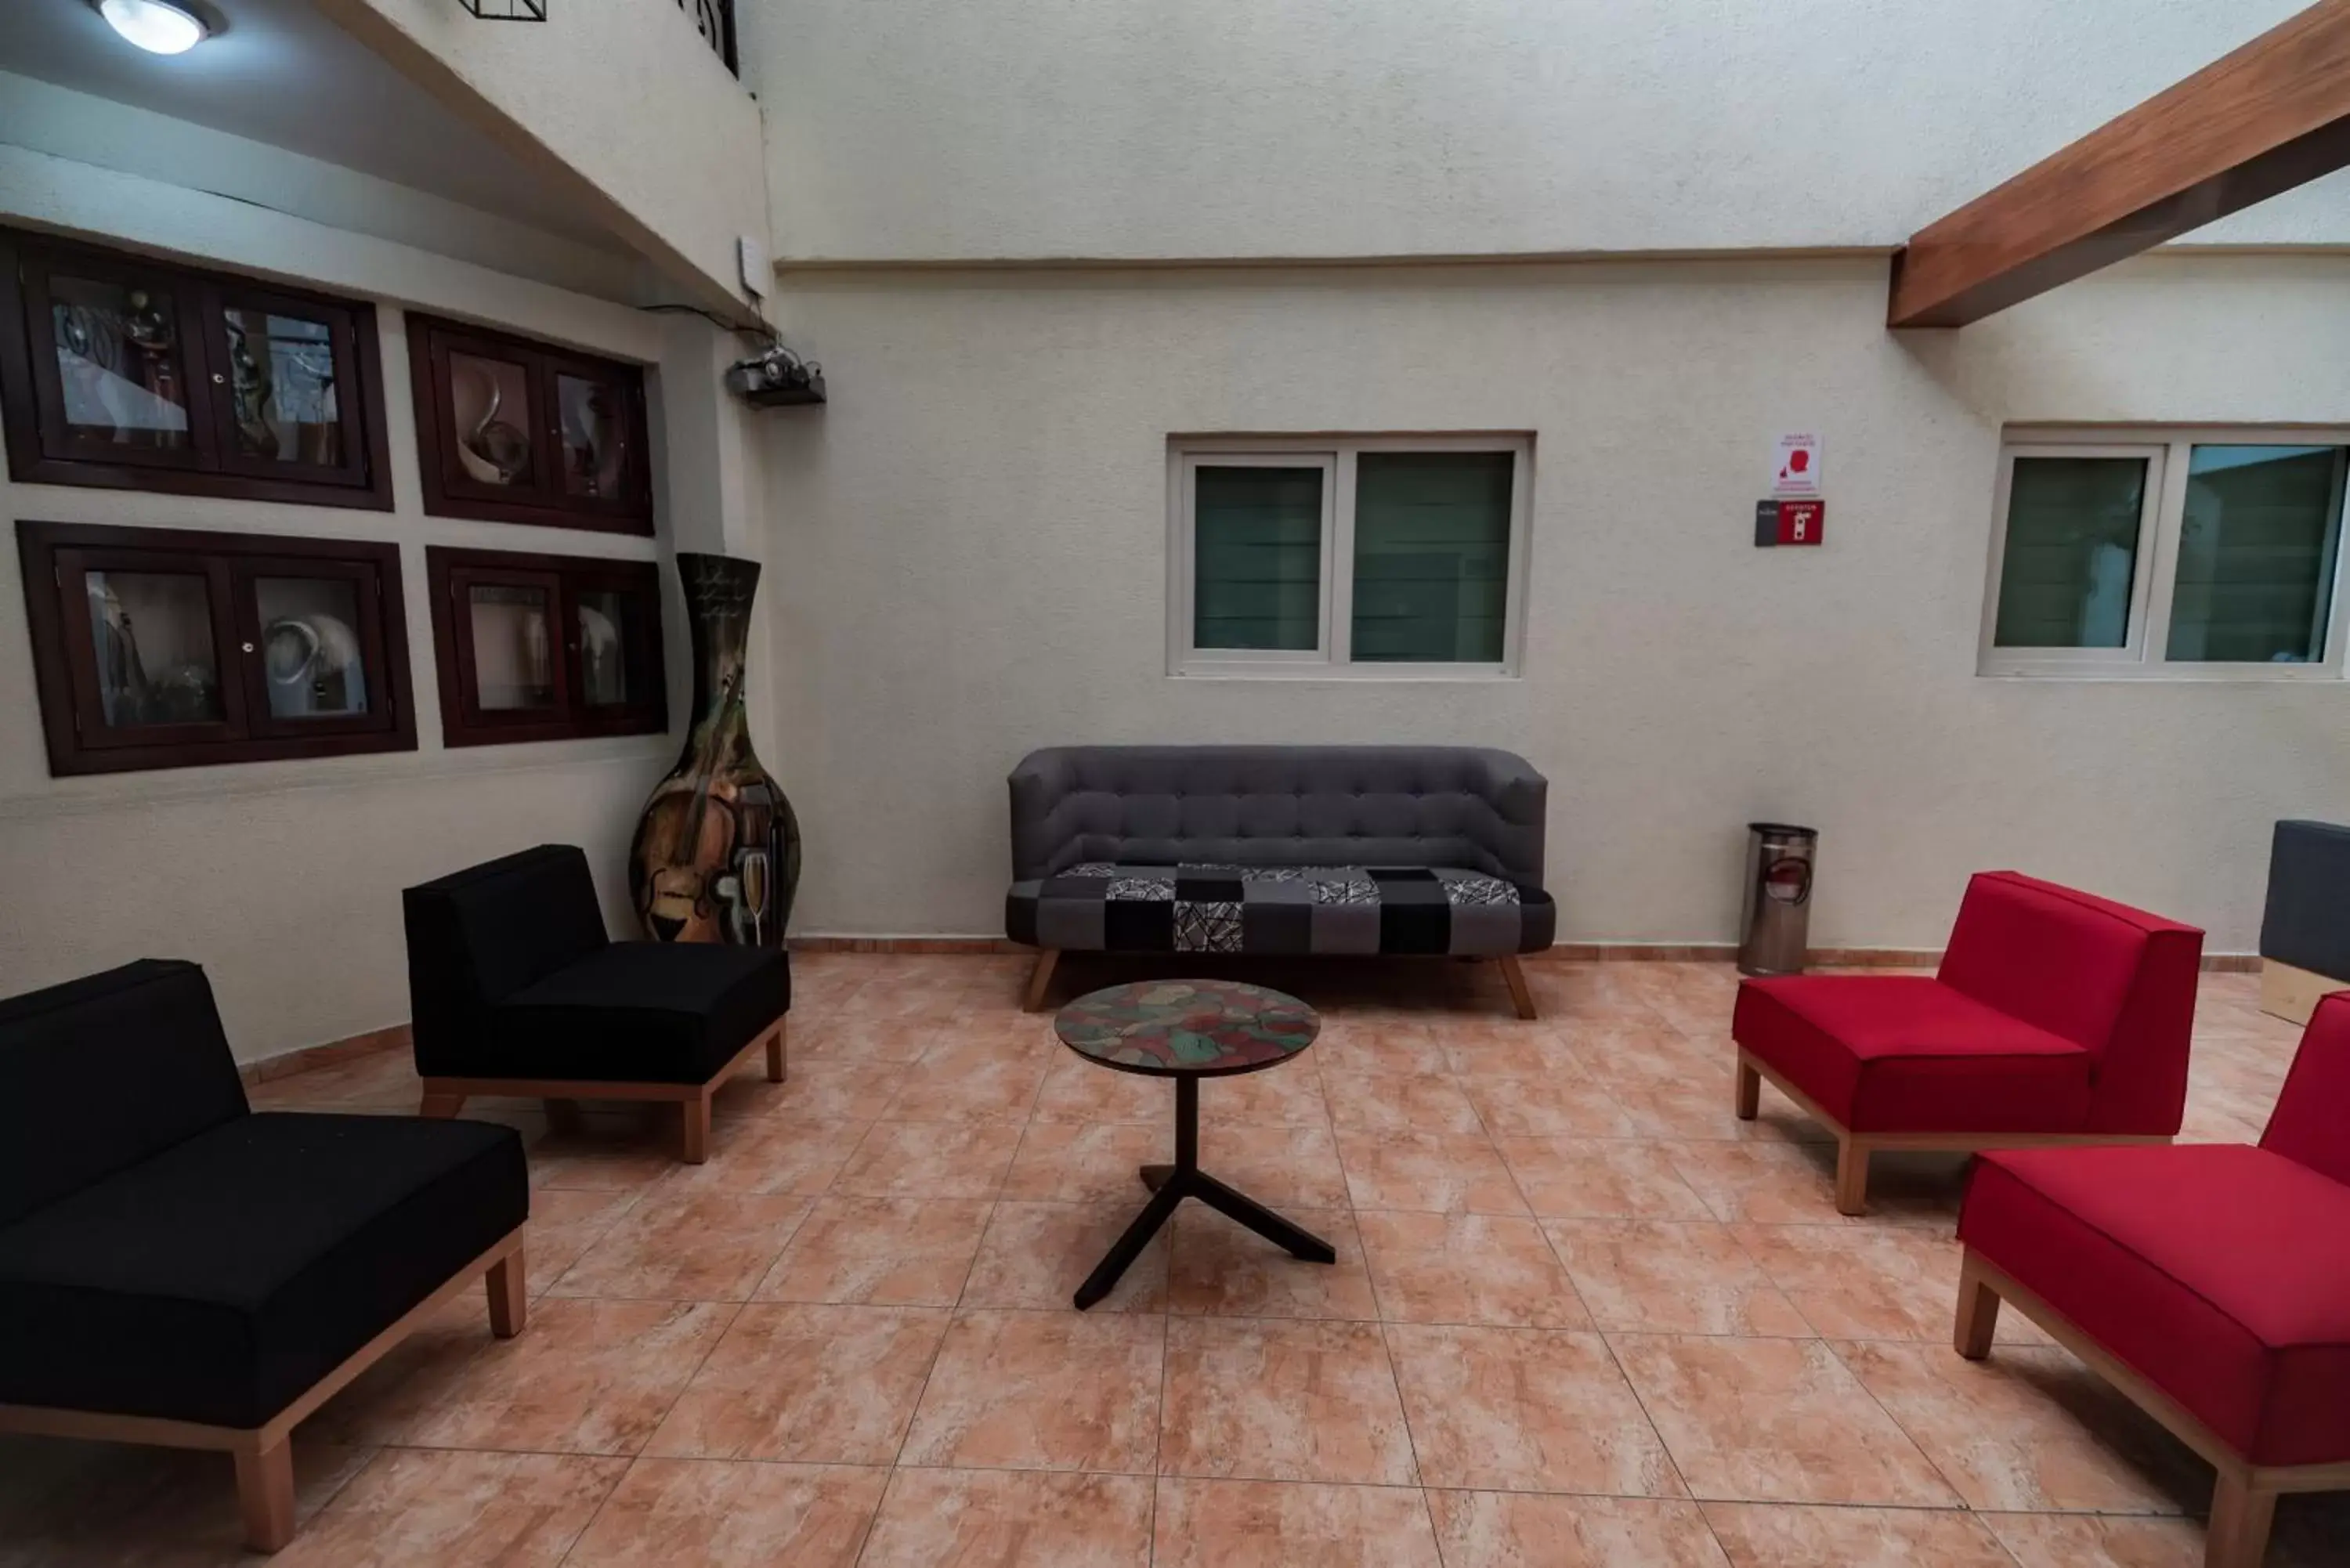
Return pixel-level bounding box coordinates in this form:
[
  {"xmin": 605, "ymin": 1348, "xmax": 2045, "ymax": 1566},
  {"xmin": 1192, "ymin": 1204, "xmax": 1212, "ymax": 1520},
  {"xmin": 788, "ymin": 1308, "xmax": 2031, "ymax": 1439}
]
[
  {"xmin": 403, "ymin": 844, "xmax": 790, "ymax": 1162},
  {"xmin": 0, "ymin": 959, "xmax": 528, "ymax": 1552}
]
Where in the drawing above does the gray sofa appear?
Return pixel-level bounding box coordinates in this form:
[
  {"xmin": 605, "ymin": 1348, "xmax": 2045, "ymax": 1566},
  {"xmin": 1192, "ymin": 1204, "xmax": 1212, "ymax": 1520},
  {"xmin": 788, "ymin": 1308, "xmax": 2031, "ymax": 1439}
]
[{"xmin": 1005, "ymin": 745, "xmax": 1556, "ymax": 1016}]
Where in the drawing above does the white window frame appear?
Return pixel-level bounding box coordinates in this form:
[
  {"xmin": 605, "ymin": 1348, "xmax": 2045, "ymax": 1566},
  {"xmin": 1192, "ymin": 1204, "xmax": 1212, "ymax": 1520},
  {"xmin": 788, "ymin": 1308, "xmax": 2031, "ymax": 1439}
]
[
  {"xmin": 1982, "ymin": 428, "xmax": 2350, "ymax": 681},
  {"xmin": 1167, "ymin": 433, "xmax": 1533, "ymax": 680}
]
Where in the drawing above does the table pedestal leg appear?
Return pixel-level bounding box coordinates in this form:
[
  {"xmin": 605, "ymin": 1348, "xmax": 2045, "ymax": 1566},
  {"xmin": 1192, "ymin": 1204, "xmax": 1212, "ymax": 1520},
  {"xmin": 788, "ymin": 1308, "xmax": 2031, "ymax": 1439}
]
[{"xmin": 1074, "ymin": 1075, "xmax": 1334, "ymax": 1309}]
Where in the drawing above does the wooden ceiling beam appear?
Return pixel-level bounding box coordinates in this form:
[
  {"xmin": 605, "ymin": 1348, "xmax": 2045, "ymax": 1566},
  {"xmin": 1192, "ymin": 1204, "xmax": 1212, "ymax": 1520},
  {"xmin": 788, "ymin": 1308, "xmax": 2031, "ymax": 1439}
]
[{"xmin": 1889, "ymin": 0, "xmax": 2350, "ymax": 328}]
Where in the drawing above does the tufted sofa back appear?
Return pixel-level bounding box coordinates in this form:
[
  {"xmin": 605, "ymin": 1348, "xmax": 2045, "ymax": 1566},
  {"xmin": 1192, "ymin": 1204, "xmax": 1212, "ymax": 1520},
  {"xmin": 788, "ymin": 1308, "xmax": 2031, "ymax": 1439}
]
[{"xmin": 1007, "ymin": 746, "xmax": 1548, "ymax": 884}]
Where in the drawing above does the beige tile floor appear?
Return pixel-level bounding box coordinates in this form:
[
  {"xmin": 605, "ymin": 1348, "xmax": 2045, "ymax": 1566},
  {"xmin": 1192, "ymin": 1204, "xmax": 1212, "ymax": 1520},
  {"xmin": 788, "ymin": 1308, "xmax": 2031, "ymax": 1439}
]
[{"xmin": 5, "ymin": 954, "xmax": 2345, "ymax": 1567}]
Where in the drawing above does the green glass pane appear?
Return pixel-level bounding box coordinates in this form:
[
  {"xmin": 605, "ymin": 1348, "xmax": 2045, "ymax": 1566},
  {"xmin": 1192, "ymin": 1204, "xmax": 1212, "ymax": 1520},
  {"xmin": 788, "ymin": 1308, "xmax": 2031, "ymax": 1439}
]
[
  {"xmin": 1994, "ymin": 457, "xmax": 2146, "ymax": 649},
  {"xmin": 2166, "ymin": 446, "xmax": 2345, "ymax": 664},
  {"xmin": 1350, "ymin": 452, "xmax": 1513, "ymax": 663},
  {"xmin": 1194, "ymin": 465, "xmax": 1321, "ymax": 651}
]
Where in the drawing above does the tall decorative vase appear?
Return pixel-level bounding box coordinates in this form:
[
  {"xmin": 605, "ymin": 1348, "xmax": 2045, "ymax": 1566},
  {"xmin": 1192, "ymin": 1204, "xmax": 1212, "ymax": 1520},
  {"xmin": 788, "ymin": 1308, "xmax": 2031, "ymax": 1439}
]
[{"xmin": 628, "ymin": 553, "xmax": 801, "ymax": 945}]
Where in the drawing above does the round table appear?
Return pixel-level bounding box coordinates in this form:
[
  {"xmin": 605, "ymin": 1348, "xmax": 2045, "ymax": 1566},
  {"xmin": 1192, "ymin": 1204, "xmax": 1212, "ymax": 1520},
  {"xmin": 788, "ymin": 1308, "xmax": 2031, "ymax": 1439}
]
[{"xmin": 1053, "ymin": 979, "xmax": 1336, "ymax": 1310}]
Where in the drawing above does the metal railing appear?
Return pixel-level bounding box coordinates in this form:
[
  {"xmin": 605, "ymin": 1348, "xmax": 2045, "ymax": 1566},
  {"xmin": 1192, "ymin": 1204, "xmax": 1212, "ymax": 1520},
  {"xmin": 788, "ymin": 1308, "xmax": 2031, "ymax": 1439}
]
[{"xmin": 678, "ymin": 0, "xmax": 737, "ymax": 76}]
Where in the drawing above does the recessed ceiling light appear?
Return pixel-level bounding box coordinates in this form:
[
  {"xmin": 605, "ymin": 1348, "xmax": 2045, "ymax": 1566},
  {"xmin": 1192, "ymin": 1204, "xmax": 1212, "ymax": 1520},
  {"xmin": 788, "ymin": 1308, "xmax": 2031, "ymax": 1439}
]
[{"xmin": 96, "ymin": 0, "xmax": 211, "ymax": 55}]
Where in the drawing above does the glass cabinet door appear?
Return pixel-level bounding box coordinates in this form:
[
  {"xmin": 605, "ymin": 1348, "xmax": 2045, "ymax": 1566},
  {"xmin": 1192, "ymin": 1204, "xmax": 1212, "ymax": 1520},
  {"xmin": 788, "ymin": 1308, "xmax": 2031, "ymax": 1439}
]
[
  {"xmin": 549, "ymin": 359, "xmax": 642, "ymax": 514},
  {"xmin": 56, "ymin": 549, "xmax": 242, "ymax": 750},
  {"xmin": 204, "ymin": 288, "xmax": 371, "ymax": 489},
  {"xmin": 566, "ymin": 574, "xmax": 662, "ymax": 719},
  {"xmin": 231, "ymin": 559, "xmax": 397, "ymax": 739},
  {"xmin": 432, "ymin": 335, "xmax": 544, "ymax": 501},
  {"xmin": 449, "ymin": 567, "xmax": 569, "ymax": 728},
  {"xmin": 27, "ymin": 256, "xmax": 205, "ymax": 470}
]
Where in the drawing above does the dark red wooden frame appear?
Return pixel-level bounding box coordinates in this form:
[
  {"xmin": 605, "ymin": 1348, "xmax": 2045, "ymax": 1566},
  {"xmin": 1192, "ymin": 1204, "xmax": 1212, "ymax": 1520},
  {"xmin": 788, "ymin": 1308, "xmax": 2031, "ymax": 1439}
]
[
  {"xmin": 425, "ymin": 545, "xmax": 667, "ymax": 747},
  {"xmin": 407, "ymin": 314, "xmax": 653, "ymax": 537},
  {"xmin": 0, "ymin": 229, "xmax": 393, "ymax": 510},
  {"xmin": 16, "ymin": 520, "xmax": 418, "ymax": 776}
]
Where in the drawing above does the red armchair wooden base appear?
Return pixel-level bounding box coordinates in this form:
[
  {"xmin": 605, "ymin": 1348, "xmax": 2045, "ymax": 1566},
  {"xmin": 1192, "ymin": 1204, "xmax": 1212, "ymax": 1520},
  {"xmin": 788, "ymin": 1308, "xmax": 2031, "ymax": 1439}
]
[
  {"xmin": 1954, "ymin": 1251, "xmax": 2348, "ymax": 1568},
  {"xmin": 1731, "ymin": 871, "xmax": 2202, "ymax": 1216},
  {"xmin": 1734, "ymin": 1047, "xmax": 2174, "ymax": 1216}
]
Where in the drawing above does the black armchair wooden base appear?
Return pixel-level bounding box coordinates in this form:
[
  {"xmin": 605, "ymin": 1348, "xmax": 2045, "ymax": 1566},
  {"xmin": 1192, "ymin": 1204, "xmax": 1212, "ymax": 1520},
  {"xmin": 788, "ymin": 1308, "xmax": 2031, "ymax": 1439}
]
[
  {"xmin": 419, "ymin": 1016, "xmax": 787, "ymax": 1162},
  {"xmin": 0, "ymin": 1227, "xmax": 525, "ymax": 1552}
]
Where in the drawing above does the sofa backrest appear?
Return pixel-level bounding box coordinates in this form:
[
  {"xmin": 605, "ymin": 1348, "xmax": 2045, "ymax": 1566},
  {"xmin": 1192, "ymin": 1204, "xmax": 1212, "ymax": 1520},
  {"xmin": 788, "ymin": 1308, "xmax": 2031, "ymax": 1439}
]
[
  {"xmin": 404, "ymin": 844, "xmax": 608, "ymax": 1072},
  {"xmin": 1938, "ymin": 870, "xmax": 2203, "ymax": 1135},
  {"xmin": 2263, "ymin": 991, "xmax": 2350, "ymax": 1187},
  {"xmin": 0, "ymin": 959, "xmax": 248, "ymax": 1227},
  {"xmin": 1007, "ymin": 746, "xmax": 1547, "ymax": 883}
]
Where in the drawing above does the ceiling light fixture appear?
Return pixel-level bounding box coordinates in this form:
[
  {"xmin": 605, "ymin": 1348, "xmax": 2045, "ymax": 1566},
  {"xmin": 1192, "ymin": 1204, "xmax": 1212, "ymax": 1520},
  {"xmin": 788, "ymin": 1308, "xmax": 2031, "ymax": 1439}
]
[{"xmin": 96, "ymin": 0, "xmax": 210, "ymax": 55}]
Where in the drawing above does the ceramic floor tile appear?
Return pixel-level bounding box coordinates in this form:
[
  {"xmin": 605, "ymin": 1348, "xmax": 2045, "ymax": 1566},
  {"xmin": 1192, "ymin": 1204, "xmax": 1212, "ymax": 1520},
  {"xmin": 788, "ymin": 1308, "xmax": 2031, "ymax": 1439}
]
[
  {"xmin": 833, "ymin": 1120, "xmax": 1024, "ymax": 1199},
  {"xmin": 900, "ymin": 1308, "xmax": 1165, "ymax": 1472},
  {"xmin": 1333, "ymin": 1129, "xmax": 1529, "ymax": 1215},
  {"xmin": 1384, "ymin": 1323, "xmax": 1679, "ymax": 1495},
  {"xmin": 1032, "ymin": 1058, "xmax": 1164, "ymax": 1123},
  {"xmin": 527, "ymin": 1129, "xmax": 681, "ymax": 1194},
  {"xmin": 1738, "ymin": 1223, "xmax": 2046, "ymax": 1344},
  {"xmin": 1424, "ymin": 1491, "xmax": 1729, "ymax": 1568},
  {"xmin": 1354, "ymin": 1210, "xmax": 1589, "ymax": 1328},
  {"xmin": 548, "ymin": 1187, "xmax": 812, "ymax": 1301},
  {"xmin": 1457, "ymin": 1072, "xmax": 1636, "ymax": 1138},
  {"xmin": 1603, "ymin": 1078, "xmax": 1835, "ymax": 1143},
  {"xmin": 1833, "ymin": 1339, "xmax": 2206, "ymax": 1514},
  {"xmin": 1699, "ymin": 1501, "xmax": 2014, "ymax": 1567},
  {"xmin": 884, "ymin": 1045, "xmax": 1050, "ymax": 1122},
  {"xmin": 1151, "ymin": 1478, "xmax": 1442, "ymax": 1567},
  {"xmin": 856, "ymin": 1469, "xmax": 1153, "ymax": 1568},
  {"xmin": 792, "ymin": 1014, "xmax": 945, "ymax": 1064},
  {"xmin": 1542, "ymin": 1219, "xmax": 1811, "ymax": 1337},
  {"xmin": 1662, "ymin": 1140, "xmax": 1951, "ymax": 1228},
  {"xmin": 754, "ymin": 1195, "xmax": 992, "ymax": 1306},
  {"xmin": 399, "ymin": 1298, "xmax": 736, "ymax": 1455},
  {"xmin": 667, "ymin": 1116, "xmax": 876, "ymax": 1195},
  {"xmin": 1491, "ymin": 1136, "xmax": 1715, "ymax": 1219},
  {"xmin": 960, "ymin": 1200, "xmax": 1170, "ymax": 1312},
  {"xmin": 645, "ymin": 1302, "xmax": 950, "ymax": 1465},
  {"xmin": 1322, "ymin": 1070, "xmax": 1485, "ymax": 1134},
  {"xmin": 561, "ymin": 1458, "xmax": 887, "ymax": 1567},
  {"xmin": 0, "ymin": 1434, "xmax": 378, "ymax": 1567},
  {"xmin": 1437, "ymin": 1024, "xmax": 1594, "ymax": 1079},
  {"xmin": 1608, "ymin": 1333, "xmax": 1956, "ymax": 1505},
  {"xmin": 519, "ymin": 1188, "xmax": 643, "ymax": 1292},
  {"xmin": 1980, "ymin": 1512, "xmax": 2208, "ymax": 1568},
  {"xmin": 267, "ymin": 1448, "xmax": 626, "ymax": 1568},
  {"xmin": 1000, "ymin": 1121, "xmax": 1170, "ymax": 1203},
  {"xmin": 763, "ymin": 1060, "xmax": 911, "ymax": 1122},
  {"xmin": 1166, "ymin": 1206, "xmax": 1377, "ymax": 1320},
  {"xmin": 1199, "ymin": 1121, "xmax": 1354, "ymax": 1209},
  {"xmin": 1208, "ymin": 1062, "xmax": 1332, "ymax": 1126},
  {"xmin": 1159, "ymin": 1317, "xmax": 1416, "ymax": 1485},
  {"xmin": 1315, "ymin": 1022, "xmax": 1455, "ymax": 1078}
]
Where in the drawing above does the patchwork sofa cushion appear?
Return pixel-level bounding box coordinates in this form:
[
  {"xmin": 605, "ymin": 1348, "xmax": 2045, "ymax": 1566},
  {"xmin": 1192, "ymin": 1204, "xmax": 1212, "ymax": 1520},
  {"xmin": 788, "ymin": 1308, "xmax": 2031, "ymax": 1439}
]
[
  {"xmin": 0, "ymin": 1111, "xmax": 527, "ymax": 1429},
  {"xmin": 1961, "ymin": 1143, "xmax": 2350, "ymax": 1467},
  {"xmin": 1007, "ymin": 862, "xmax": 1556, "ymax": 956}
]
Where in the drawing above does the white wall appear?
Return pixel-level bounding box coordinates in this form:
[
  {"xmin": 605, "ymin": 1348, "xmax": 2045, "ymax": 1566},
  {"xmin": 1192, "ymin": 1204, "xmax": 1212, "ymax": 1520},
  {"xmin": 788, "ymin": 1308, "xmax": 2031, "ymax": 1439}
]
[
  {"xmin": 0, "ymin": 150, "xmax": 764, "ymax": 1062},
  {"xmin": 754, "ymin": 0, "xmax": 2350, "ymax": 262},
  {"xmin": 316, "ymin": 0, "xmax": 770, "ymax": 321},
  {"xmin": 755, "ymin": 254, "xmax": 2350, "ymax": 952}
]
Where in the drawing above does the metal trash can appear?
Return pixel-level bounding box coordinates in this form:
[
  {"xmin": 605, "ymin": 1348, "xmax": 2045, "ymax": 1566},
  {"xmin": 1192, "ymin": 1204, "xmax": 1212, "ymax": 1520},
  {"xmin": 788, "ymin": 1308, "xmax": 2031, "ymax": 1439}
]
[{"xmin": 1738, "ymin": 822, "xmax": 1817, "ymax": 977}]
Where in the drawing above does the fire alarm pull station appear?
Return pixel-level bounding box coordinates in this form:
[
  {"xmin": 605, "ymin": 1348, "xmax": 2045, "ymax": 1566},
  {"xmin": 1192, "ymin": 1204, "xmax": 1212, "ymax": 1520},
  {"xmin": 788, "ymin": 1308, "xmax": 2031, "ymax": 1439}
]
[{"xmin": 1753, "ymin": 499, "xmax": 1825, "ymax": 547}]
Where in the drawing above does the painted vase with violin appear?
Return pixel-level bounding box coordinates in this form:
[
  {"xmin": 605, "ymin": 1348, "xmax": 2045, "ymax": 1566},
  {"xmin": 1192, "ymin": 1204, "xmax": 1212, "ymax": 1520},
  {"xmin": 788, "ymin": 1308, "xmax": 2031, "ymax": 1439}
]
[{"xmin": 627, "ymin": 553, "xmax": 800, "ymax": 945}]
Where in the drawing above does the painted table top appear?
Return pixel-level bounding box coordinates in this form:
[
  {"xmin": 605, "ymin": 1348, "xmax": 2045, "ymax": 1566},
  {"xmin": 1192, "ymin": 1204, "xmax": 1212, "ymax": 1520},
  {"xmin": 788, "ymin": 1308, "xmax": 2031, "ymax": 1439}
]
[{"xmin": 1053, "ymin": 980, "xmax": 1320, "ymax": 1078}]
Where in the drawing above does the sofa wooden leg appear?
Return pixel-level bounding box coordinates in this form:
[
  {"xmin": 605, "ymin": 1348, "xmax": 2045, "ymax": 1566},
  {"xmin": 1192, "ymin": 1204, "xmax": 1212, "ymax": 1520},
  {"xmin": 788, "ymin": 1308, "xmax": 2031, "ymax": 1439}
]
[
  {"xmin": 234, "ymin": 1437, "xmax": 295, "ymax": 1553},
  {"xmin": 486, "ymin": 1248, "xmax": 527, "ymax": 1339},
  {"xmin": 1497, "ymin": 956, "xmax": 1538, "ymax": 1020},
  {"xmin": 1834, "ymin": 1138, "xmax": 1871, "ymax": 1216},
  {"xmin": 1023, "ymin": 949, "xmax": 1061, "ymax": 1012},
  {"xmin": 1734, "ymin": 1057, "xmax": 1761, "ymax": 1121},
  {"xmin": 765, "ymin": 1020, "xmax": 788, "ymax": 1083},
  {"xmin": 1953, "ymin": 1251, "xmax": 2000, "ymax": 1360},
  {"xmin": 681, "ymin": 1093, "xmax": 712, "ymax": 1164},
  {"xmin": 2206, "ymin": 1470, "xmax": 2277, "ymax": 1568},
  {"xmin": 418, "ymin": 1090, "xmax": 465, "ymax": 1119}
]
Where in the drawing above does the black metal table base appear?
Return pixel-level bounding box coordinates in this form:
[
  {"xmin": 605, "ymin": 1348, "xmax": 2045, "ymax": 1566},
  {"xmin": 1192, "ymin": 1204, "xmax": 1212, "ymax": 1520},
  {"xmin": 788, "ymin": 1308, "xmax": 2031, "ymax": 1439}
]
[{"xmin": 1073, "ymin": 1075, "xmax": 1336, "ymax": 1310}]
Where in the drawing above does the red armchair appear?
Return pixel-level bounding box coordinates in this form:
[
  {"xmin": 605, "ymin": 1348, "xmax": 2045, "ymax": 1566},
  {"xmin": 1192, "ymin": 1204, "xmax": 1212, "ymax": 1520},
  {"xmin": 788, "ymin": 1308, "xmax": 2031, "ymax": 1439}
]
[
  {"xmin": 1952, "ymin": 993, "xmax": 2350, "ymax": 1568},
  {"xmin": 1732, "ymin": 871, "xmax": 2202, "ymax": 1214}
]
